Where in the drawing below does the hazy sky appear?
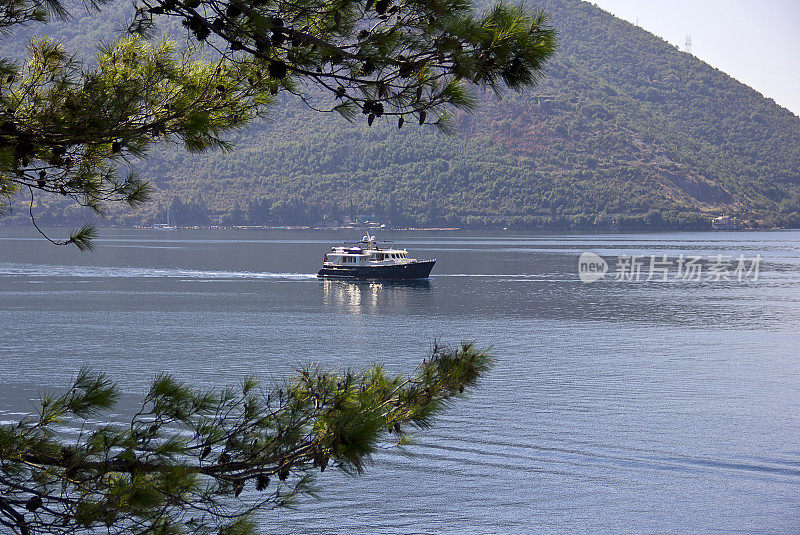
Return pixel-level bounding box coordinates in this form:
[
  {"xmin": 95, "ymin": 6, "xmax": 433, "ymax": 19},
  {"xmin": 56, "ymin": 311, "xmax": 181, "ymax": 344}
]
[{"xmin": 590, "ymin": 0, "xmax": 800, "ymax": 117}]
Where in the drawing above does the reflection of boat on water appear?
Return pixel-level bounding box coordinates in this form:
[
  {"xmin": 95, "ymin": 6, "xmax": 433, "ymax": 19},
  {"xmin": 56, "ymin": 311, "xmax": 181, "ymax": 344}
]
[
  {"xmin": 317, "ymin": 235, "xmax": 435, "ymax": 279},
  {"xmin": 322, "ymin": 278, "xmax": 431, "ymax": 313}
]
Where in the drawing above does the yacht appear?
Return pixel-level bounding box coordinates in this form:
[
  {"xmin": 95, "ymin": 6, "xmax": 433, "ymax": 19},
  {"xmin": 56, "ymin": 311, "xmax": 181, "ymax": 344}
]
[{"xmin": 317, "ymin": 235, "xmax": 435, "ymax": 279}]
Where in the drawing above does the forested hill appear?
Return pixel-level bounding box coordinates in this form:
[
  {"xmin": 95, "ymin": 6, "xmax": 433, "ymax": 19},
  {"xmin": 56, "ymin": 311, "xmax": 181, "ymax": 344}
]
[{"xmin": 5, "ymin": 0, "xmax": 800, "ymax": 230}]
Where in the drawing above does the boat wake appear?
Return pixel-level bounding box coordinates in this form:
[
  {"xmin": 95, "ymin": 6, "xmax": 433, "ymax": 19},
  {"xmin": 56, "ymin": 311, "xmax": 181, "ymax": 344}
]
[
  {"xmin": 434, "ymin": 273, "xmax": 572, "ymax": 281},
  {"xmin": 0, "ymin": 263, "xmax": 318, "ymax": 280}
]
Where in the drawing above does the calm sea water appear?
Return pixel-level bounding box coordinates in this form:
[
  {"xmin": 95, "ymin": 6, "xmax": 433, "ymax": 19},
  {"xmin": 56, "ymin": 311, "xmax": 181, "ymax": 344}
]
[{"xmin": 1, "ymin": 228, "xmax": 799, "ymax": 534}]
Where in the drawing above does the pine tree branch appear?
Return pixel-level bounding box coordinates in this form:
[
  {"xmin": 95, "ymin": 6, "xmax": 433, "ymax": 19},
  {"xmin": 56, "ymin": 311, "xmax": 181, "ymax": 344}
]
[{"xmin": 0, "ymin": 344, "xmax": 491, "ymax": 534}]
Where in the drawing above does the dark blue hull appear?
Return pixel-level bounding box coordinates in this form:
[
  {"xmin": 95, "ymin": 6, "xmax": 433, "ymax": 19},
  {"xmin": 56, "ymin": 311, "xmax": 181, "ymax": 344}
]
[{"xmin": 317, "ymin": 260, "xmax": 435, "ymax": 279}]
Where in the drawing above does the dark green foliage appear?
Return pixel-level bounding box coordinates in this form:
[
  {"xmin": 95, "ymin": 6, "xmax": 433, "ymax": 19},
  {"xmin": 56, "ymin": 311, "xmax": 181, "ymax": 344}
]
[
  {"xmin": 0, "ymin": 33, "xmax": 279, "ymax": 245},
  {"xmin": 13, "ymin": 0, "xmax": 797, "ymax": 230},
  {"xmin": 0, "ymin": 0, "xmax": 557, "ymax": 245},
  {"xmin": 0, "ymin": 344, "xmax": 491, "ymax": 534},
  {"xmin": 6, "ymin": 0, "xmax": 799, "ymax": 232}
]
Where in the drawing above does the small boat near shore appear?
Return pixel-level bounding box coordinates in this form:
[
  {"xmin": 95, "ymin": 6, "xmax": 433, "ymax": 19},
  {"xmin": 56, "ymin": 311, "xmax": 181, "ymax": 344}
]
[{"xmin": 317, "ymin": 235, "xmax": 435, "ymax": 279}]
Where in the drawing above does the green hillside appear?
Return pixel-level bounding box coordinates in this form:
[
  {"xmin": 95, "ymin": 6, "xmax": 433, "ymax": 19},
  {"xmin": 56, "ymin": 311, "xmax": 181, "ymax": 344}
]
[{"xmin": 4, "ymin": 0, "xmax": 800, "ymax": 230}]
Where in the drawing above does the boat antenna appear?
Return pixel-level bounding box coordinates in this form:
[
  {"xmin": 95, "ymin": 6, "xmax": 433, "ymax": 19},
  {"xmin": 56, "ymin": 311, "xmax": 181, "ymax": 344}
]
[{"xmin": 362, "ymin": 230, "xmax": 378, "ymax": 249}]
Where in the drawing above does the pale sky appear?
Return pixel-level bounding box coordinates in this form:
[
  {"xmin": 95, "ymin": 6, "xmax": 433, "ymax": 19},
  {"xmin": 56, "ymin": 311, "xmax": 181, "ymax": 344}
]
[{"xmin": 590, "ymin": 0, "xmax": 800, "ymax": 117}]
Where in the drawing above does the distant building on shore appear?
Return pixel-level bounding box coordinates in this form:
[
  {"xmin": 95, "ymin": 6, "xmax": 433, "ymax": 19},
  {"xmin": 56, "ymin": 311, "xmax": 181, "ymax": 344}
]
[{"xmin": 711, "ymin": 215, "xmax": 740, "ymax": 230}]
